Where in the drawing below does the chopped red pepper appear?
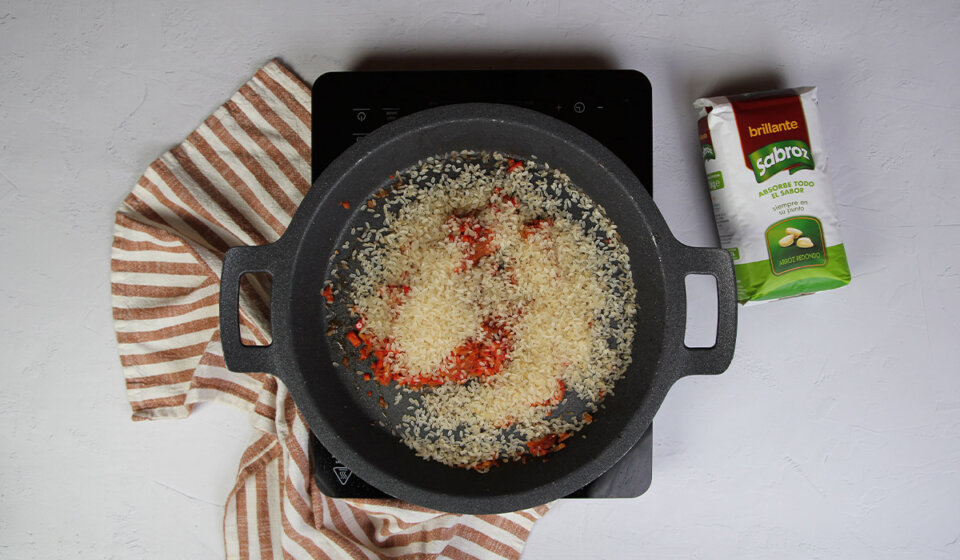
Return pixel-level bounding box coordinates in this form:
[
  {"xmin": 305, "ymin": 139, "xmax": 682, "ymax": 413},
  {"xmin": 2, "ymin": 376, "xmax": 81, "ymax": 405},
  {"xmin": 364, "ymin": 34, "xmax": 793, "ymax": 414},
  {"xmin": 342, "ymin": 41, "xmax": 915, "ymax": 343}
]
[
  {"xmin": 381, "ymin": 284, "xmax": 410, "ymax": 299},
  {"xmin": 345, "ymin": 330, "xmax": 362, "ymax": 348},
  {"xmin": 526, "ymin": 434, "xmax": 558, "ymax": 457},
  {"xmin": 445, "ymin": 214, "xmax": 497, "ymax": 271},
  {"xmin": 466, "ymin": 457, "xmax": 500, "ymax": 472},
  {"xmin": 366, "ymin": 320, "xmax": 515, "ymax": 389},
  {"xmin": 521, "ymin": 218, "xmax": 554, "ymax": 239},
  {"xmin": 506, "ymin": 159, "xmax": 524, "ymax": 173},
  {"xmin": 339, "ymin": 200, "xmax": 350, "ymax": 209},
  {"xmin": 531, "ymin": 380, "xmax": 566, "ymax": 407},
  {"xmin": 322, "ymin": 285, "xmax": 334, "ymax": 304}
]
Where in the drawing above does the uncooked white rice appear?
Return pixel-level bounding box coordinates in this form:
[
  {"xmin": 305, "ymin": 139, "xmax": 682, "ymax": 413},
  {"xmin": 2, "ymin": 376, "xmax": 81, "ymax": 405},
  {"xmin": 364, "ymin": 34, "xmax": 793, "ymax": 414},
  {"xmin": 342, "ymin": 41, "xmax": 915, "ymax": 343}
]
[{"xmin": 326, "ymin": 150, "xmax": 637, "ymax": 470}]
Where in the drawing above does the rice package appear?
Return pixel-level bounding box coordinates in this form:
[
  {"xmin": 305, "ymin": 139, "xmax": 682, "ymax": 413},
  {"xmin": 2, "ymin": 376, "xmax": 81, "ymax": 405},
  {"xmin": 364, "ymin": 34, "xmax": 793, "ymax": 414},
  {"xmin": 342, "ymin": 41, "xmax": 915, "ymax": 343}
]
[{"xmin": 694, "ymin": 87, "xmax": 851, "ymax": 303}]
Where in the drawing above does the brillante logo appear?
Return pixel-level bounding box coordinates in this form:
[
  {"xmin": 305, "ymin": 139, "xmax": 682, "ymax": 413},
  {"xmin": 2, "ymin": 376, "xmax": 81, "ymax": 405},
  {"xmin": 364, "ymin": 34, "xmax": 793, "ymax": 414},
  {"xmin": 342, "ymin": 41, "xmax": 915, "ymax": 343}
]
[{"xmin": 748, "ymin": 120, "xmax": 799, "ymax": 137}]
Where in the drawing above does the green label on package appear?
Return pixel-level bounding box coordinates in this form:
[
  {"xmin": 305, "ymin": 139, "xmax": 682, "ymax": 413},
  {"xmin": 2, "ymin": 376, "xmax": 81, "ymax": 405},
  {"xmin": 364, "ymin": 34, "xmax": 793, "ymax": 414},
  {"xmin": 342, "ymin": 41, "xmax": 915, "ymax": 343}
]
[
  {"xmin": 749, "ymin": 140, "xmax": 815, "ymax": 182},
  {"xmin": 765, "ymin": 217, "xmax": 826, "ymax": 275},
  {"xmin": 707, "ymin": 171, "xmax": 724, "ymax": 191}
]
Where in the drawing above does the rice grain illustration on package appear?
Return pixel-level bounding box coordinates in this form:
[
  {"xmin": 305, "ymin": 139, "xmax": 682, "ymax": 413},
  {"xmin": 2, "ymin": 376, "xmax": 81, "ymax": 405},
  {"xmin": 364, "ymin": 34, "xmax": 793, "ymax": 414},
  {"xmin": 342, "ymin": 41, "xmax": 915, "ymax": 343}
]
[{"xmin": 694, "ymin": 87, "xmax": 851, "ymax": 303}]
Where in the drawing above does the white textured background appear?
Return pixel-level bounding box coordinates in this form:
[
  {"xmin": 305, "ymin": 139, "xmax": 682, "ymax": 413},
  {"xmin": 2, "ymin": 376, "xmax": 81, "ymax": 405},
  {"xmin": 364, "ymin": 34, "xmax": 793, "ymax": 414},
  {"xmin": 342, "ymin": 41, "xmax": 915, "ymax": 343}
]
[{"xmin": 2, "ymin": 1, "xmax": 959, "ymax": 558}]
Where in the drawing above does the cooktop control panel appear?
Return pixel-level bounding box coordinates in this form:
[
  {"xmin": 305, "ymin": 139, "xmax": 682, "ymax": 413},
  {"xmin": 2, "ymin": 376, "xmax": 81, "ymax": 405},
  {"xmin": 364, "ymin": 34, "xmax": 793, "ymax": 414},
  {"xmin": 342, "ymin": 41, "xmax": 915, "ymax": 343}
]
[{"xmin": 311, "ymin": 70, "xmax": 652, "ymax": 193}]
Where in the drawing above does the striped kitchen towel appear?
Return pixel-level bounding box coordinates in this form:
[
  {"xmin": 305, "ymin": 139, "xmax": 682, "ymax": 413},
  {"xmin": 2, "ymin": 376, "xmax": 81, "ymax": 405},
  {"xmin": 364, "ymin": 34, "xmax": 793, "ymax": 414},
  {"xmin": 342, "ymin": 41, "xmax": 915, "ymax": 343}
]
[{"xmin": 110, "ymin": 59, "xmax": 551, "ymax": 560}]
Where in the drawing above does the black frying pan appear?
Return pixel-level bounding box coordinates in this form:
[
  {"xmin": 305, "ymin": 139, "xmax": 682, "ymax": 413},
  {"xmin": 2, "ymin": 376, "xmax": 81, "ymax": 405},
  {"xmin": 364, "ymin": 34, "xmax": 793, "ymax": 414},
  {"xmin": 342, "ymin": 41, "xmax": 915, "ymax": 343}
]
[{"xmin": 219, "ymin": 103, "xmax": 737, "ymax": 514}]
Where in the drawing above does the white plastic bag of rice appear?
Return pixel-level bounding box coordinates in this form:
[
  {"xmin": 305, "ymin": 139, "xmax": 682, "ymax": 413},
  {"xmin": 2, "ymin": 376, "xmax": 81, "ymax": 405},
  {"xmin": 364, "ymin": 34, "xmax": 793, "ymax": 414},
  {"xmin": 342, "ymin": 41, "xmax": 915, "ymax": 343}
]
[{"xmin": 694, "ymin": 86, "xmax": 851, "ymax": 304}]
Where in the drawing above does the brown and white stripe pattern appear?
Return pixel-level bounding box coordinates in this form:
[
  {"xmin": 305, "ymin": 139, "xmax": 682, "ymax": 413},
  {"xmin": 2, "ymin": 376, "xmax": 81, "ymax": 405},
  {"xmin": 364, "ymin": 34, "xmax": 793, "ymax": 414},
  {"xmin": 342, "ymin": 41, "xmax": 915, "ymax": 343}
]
[{"xmin": 111, "ymin": 59, "xmax": 551, "ymax": 559}]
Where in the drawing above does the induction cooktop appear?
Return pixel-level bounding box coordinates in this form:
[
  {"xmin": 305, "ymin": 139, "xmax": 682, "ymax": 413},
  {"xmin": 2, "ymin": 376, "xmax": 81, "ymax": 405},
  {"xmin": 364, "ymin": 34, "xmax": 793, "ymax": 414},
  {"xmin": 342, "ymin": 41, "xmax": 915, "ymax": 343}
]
[{"xmin": 310, "ymin": 69, "xmax": 653, "ymax": 500}]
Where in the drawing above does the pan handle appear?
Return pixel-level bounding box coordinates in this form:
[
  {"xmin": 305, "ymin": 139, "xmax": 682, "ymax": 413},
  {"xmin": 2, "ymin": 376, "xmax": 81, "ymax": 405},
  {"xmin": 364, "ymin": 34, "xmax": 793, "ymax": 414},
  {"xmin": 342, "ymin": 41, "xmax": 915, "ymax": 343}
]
[
  {"xmin": 669, "ymin": 243, "xmax": 738, "ymax": 376},
  {"xmin": 219, "ymin": 243, "xmax": 278, "ymax": 374}
]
